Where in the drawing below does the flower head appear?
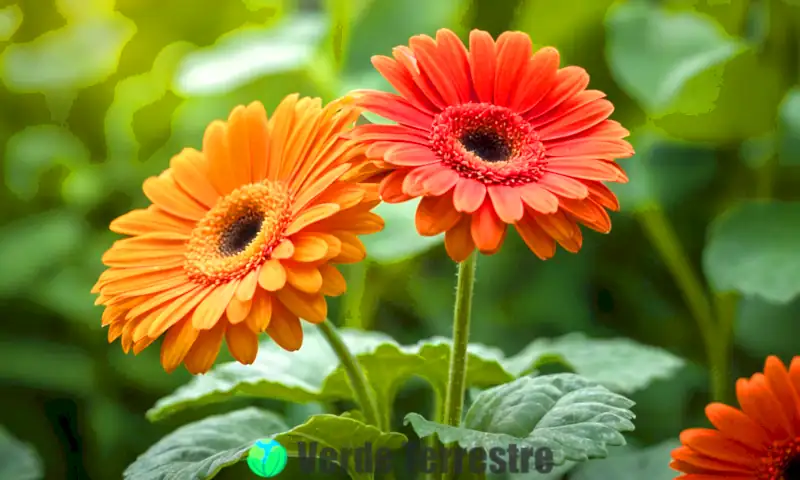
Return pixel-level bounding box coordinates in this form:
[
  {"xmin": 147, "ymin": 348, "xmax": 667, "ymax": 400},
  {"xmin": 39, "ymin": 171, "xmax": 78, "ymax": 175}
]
[
  {"xmin": 349, "ymin": 28, "xmax": 633, "ymax": 261},
  {"xmin": 93, "ymin": 95, "xmax": 383, "ymax": 374},
  {"xmin": 671, "ymin": 355, "xmax": 800, "ymax": 479}
]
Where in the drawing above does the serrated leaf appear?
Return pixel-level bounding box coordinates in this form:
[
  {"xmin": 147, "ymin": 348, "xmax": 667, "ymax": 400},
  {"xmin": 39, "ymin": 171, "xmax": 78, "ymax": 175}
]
[
  {"xmin": 324, "ymin": 338, "xmax": 513, "ymax": 422},
  {"xmin": 503, "ymin": 334, "xmax": 684, "ymax": 394},
  {"xmin": 405, "ymin": 374, "xmax": 635, "ymax": 469},
  {"xmin": 568, "ymin": 439, "xmax": 680, "ymax": 480},
  {"xmin": 363, "ymin": 199, "xmax": 443, "ymax": 264},
  {"xmin": 605, "ymin": 1, "xmax": 744, "ymax": 116},
  {"xmin": 275, "ymin": 414, "xmax": 407, "ymax": 480},
  {"xmin": 0, "ymin": 427, "xmax": 43, "ymax": 480},
  {"xmin": 172, "ymin": 15, "xmax": 327, "ymax": 96},
  {"xmin": 703, "ymin": 201, "xmax": 800, "ymax": 303},
  {"xmin": 147, "ymin": 326, "xmax": 392, "ymax": 421},
  {"xmin": 124, "ymin": 408, "xmax": 288, "ymax": 480}
]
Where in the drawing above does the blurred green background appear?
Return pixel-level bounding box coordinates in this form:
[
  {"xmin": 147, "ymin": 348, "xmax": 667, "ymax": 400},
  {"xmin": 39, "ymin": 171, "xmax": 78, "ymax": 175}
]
[{"xmin": 1, "ymin": 0, "xmax": 800, "ymax": 478}]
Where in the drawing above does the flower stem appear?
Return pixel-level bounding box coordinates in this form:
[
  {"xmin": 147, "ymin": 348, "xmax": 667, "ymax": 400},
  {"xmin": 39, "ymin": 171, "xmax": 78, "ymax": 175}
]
[
  {"xmin": 318, "ymin": 320, "xmax": 382, "ymax": 428},
  {"xmin": 637, "ymin": 205, "xmax": 731, "ymax": 403},
  {"xmin": 442, "ymin": 251, "xmax": 478, "ymax": 480}
]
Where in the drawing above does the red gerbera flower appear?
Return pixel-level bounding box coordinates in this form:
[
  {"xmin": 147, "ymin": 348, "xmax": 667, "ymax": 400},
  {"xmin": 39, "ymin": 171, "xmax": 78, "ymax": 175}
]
[
  {"xmin": 671, "ymin": 355, "xmax": 800, "ymax": 479},
  {"xmin": 348, "ymin": 28, "xmax": 633, "ymax": 261}
]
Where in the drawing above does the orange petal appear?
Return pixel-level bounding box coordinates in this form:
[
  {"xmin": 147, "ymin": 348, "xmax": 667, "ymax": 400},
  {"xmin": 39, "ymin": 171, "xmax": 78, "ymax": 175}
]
[
  {"xmin": 160, "ymin": 317, "xmax": 200, "ymax": 373},
  {"xmin": 487, "ymin": 185, "xmax": 524, "ymax": 223},
  {"xmin": 535, "ymin": 210, "xmax": 582, "ymax": 253},
  {"xmin": 452, "ymin": 178, "xmax": 487, "ymax": 213},
  {"xmin": 245, "ymin": 290, "xmax": 272, "ymax": 333},
  {"xmin": 514, "ymin": 215, "xmax": 556, "ymax": 260},
  {"xmin": 266, "ymin": 302, "xmax": 303, "ymax": 351},
  {"xmin": 147, "ymin": 285, "xmax": 213, "ymax": 338},
  {"xmin": 319, "ymin": 264, "xmax": 346, "ymax": 296},
  {"xmin": 258, "ymin": 259, "xmax": 286, "ymax": 291},
  {"xmin": 331, "ymin": 232, "xmax": 366, "ymax": 263},
  {"xmin": 415, "ymin": 193, "xmax": 461, "ymax": 236},
  {"xmin": 226, "ymin": 322, "xmax": 259, "ymax": 364},
  {"xmin": 444, "ymin": 215, "xmax": 474, "ymax": 262},
  {"xmin": 286, "ymin": 203, "xmax": 341, "ymax": 235},
  {"xmin": 276, "ymin": 287, "xmax": 327, "ymax": 323},
  {"xmin": 291, "ymin": 234, "xmax": 329, "ymax": 262},
  {"xmin": 183, "ymin": 321, "xmax": 226, "ymax": 374},
  {"xmin": 226, "ymin": 105, "xmax": 255, "ymax": 186},
  {"xmin": 236, "ymin": 269, "xmax": 259, "ymax": 302},
  {"xmin": 284, "ymin": 262, "xmax": 323, "ymax": 293},
  {"xmin": 271, "ymin": 239, "xmax": 295, "ymax": 259},
  {"xmin": 142, "ymin": 174, "xmax": 208, "ymax": 221},
  {"xmin": 225, "ymin": 295, "xmax": 252, "ymax": 324},
  {"xmin": 169, "ymin": 149, "xmax": 219, "ymax": 208},
  {"xmin": 203, "ymin": 121, "xmax": 237, "ymax": 195},
  {"xmin": 471, "ymin": 200, "xmax": 506, "ymax": 253},
  {"xmin": 192, "ymin": 280, "xmax": 238, "ymax": 329},
  {"xmin": 519, "ymin": 183, "xmax": 559, "ymax": 214}
]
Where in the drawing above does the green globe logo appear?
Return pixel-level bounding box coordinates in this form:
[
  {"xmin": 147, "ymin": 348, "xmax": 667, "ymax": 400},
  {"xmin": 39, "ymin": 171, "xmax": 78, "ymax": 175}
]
[{"xmin": 247, "ymin": 439, "xmax": 288, "ymax": 478}]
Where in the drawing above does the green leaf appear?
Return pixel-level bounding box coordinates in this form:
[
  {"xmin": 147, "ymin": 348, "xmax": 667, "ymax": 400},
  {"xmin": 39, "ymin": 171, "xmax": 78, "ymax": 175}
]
[
  {"xmin": 363, "ymin": 199, "xmax": 443, "ymax": 263},
  {"xmin": 0, "ymin": 427, "xmax": 43, "ymax": 480},
  {"xmin": 778, "ymin": 87, "xmax": 800, "ymax": 166},
  {"xmin": 611, "ymin": 130, "xmax": 717, "ymax": 211},
  {"xmin": 735, "ymin": 296, "xmax": 800, "ymax": 359},
  {"xmin": 703, "ymin": 201, "xmax": 800, "ymax": 303},
  {"xmin": 147, "ymin": 326, "xmax": 392, "ymax": 421},
  {"xmin": 568, "ymin": 439, "xmax": 680, "ymax": 480},
  {"xmin": 405, "ymin": 374, "xmax": 635, "ymax": 468},
  {"xmin": 275, "ymin": 414, "xmax": 407, "ymax": 480},
  {"xmin": 324, "ymin": 338, "xmax": 513, "ymax": 421},
  {"xmin": 172, "ymin": 15, "xmax": 327, "ymax": 97},
  {"xmin": 605, "ymin": 1, "xmax": 745, "ymax": 116},
  {"xmin": 0, "ymin": 210, "xmax": 86, "ymax": 296},
  {"xmin": 124, "ymin": 407, "xmax": 288, "ymax": 480},
  {"xmin": 503, "ymin": 334, "xmax": 685, "ymax": 394}
]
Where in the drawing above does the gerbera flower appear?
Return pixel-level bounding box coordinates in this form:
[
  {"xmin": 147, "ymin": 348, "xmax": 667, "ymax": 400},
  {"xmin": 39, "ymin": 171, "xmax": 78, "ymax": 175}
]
[
  {"xmin": 92, "ymin": 95, "xmax": 383, "ymax": 374},
  {"xmin": 348, "ymin": 28, "xmax": 633, "ymax": 262},
  {"xmin": 671, "ymin": 355, "xmax": 800, "ymax": 479}
]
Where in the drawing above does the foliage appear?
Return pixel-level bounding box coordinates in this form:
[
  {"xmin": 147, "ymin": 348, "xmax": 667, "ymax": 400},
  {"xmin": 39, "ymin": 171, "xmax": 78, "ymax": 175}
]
[{"xmin": 1, "ymin": 0, "xmax": 799, "ymax": 479}]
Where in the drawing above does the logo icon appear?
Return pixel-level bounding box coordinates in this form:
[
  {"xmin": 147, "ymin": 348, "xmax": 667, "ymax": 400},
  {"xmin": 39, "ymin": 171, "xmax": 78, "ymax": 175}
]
[{"xmin": 247, "ymin": 438, "xmax": 288, "ymax": 478}]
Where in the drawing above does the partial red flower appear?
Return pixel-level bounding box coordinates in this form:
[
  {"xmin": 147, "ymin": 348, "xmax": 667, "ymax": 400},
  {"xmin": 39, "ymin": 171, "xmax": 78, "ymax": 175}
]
[
  {"xmin": 348, "ymin": 28, "xmax": 633, "ymax": 262},
  {"xmin": 92, "ymin": 95, "xmax": 382, "ymax": 374},
  {"xmin": 671, "ymin": 355, "xmax": 800, "ymax": 479}
]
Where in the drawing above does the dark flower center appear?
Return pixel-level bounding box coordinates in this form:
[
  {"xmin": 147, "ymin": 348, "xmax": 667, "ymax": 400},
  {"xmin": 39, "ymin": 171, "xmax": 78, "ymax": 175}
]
[
  {"xmin": 429, "ymin": 102, "xmax": 546, "ymax": 186},
  {"xmin": 220, "ymin": 213, "xmax": 263, "ymax": 256},
  {"xmin": 785, "ymin": 455, "xmax": 800, "ymax": 480},
  {"xmin": 460, "ymin": 130, "xmax": 511, "ymax": 163}
]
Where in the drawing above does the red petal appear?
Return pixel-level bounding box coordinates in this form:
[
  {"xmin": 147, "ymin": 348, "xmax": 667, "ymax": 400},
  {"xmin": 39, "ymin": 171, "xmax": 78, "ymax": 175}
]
[
  {"xmin": 560, "ymin": 197, "xmax": 612, "ymax": 233},
  {"xmin": 371, "ymin": 55, "xmax": 439, "ymax": 113},
  {"xmin": 444, "ymin": 215, "xmax": 475, "ymax": 262},
  {"xmin": 519, "ymin": 183, "xmax": 559, "ymax": 214},
  {"xmin": 538, "ymin": 173, "xmax": 589, "ymax": 199},
  {"xmin": 421, "ymin": 167, "xmax": 459, "ymax": 196},
  {"xmin": 510, "ymin": 47, "xmax": 560, "ymax": 112},
  {"xmin": 545, "ymin": 159, "xmax": 622, "ymax": 182},
  {"xmin": 471, "ymin": 199, "xmax": 506, "ymax": 252},
  {"xmin": 487, "ymin": 185, "xmax": 524, "ymax": 223},
  {"xmin": 523, "ymin": 66, "xmax": 589, "ymax": 118},
  {"xmin": 452, "ymin": 177, "xmax": 487, "ymax": 213},
  {"xmin": 530, "ymin": 90, "xmax": 605, "ymax": 129},
  {"xmin": 392, "ymin": 46, "xmax": 447, "ymax": 110},
  {"xmin": 545, "ymin": 137, "xmax": 634, "ymax": 160},
  {"xmin": 538, "ymin": 99, "xmax": 615, "ymax": 141},
  {"xmin": 515, "ymin": 215, "xmax": 556, "ymax": 260},
  {"xmin": 416, "ymin": 192, "xmax": 462, "ymax": 236},
  {"xmin": 493, "ymin": 32, "xmax": 533, "ymax": 107},
  {"xmin": 436, "ymin": 29, "xmax": 472, "ymax": 103},
  {"xmin": 379, "ymin": 169, "xmax": 414, "ymax": 203},
  {"xmin": 410, "ymin": 34, "xmax": 462, "ymax": 106},
  {"xmin": 402, "ymin": 163, "xmax": 446, "ymax": 197},
  {"xmin": 356, "ymin": 90, "xmax": 434, "ymax": 130},
  {"xmin": 468, "ymin": 30, "xmax": 497, "ymax": 103},
  {"xmin": 384, "ymin": 144, "xmax": 440, "ymax": 167}
]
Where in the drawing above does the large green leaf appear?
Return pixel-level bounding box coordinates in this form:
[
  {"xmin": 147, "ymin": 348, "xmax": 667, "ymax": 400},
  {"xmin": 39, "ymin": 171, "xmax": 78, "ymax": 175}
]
[
  {"xmin": 147, "ymin": 326, "xmax": 392, "ymax": 421},
  {"xmin": 0, "ymin": 5, "xmax": 21, "ymax": 41},
  {"xmin": 274, "ymin": 414, "xmax": 407, "ymax": 480},
  {"xmin": 363, "ymin": 199, "xmax": 444, "ymax": 264},
  {"xmin": 127, "ymin": 409, "xmax": 406, "ymax": 480},
  {"xmin": 0, "ymin": 427, "xmax": 43, "ymax": 480},
  {"xmin": 324, "ymin": 338, "xmax": 512, "ymax": 422},
  {"xmin": 568, "ymin": 439, "xmax": 680, "ymax": 480},
  {"xmin": 124, "ymin": 408, "xmax": 288, "ymax": 480},
  {"xmin": 405, "ymin": 374, "xmax": 635, "ymax": 469},
  {"xmin": 703, "ymin": 201, "xmax": 800, "ymax": 303},
  {"xmin": 605, "ymin": 1, "xmax": 744, "ymax": 116},
  {"xmin": 503, "ymin": 334, "xmax": 685, "ymax": 394},
  {"xmin": 735, "ymin": 296, "xmax": 800, "ymax": 359}
]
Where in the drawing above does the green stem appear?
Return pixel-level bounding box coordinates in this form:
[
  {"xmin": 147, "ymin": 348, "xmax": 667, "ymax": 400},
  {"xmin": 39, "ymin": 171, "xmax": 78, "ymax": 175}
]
[
  {"xmin": 442, "ymin": 252, "xmax": 478, "ymax": 480},
  {"xmin": 318, "ymin": 320, "xmax": 382, "ymax": 428},
  {"xmin": 342, "ymin": 262, "xmax": 369, "ymax": 329},
  {"xmin": 637, "ymin": 205, "xmax": 727, "ymax": 401},
  {"xmin": 710, "ymin": 292, "xmax": 739, "ymax": 404}
]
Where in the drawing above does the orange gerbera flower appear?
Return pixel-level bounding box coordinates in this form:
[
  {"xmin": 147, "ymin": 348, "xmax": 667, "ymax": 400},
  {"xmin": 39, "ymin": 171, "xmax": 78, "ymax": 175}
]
[
  {"xmin": 92, "ymin": 95, "xmax": 383, "ymax": 374},
  {"xmin": 349, "ymin": 28, "xmax": 633, "ymax": 262},
  {"xmin": 671, "ymin": 355, "xmax": 800, "ymax": 479}
]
